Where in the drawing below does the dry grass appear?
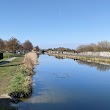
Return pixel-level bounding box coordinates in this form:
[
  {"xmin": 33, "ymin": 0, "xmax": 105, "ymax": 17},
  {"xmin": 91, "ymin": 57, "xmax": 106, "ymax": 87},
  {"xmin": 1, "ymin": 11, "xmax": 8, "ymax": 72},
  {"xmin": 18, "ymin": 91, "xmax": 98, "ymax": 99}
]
[
  {"xmin": 23, "ymin": 51, "xmax": 38, "ymax": 73},
  {"xmin": 49, "ymin": 53, "xmax": 110, "ymax": 64}
]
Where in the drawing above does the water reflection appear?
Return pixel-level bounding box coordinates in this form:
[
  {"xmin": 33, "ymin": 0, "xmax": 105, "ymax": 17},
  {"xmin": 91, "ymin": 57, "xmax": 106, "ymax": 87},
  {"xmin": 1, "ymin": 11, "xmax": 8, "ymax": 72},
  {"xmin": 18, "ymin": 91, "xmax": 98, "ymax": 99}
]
[
  {"xmin": 76, "ymin": 60, "xmax": 110, "ymax": 71},
  {"xmin": 52, "ymin": 73, "xmax": 69, "ymax": 78},
  {"xmin": 55, "ymin": 56, "xmax": 64, "ymax": 59},
  {"xmin": 53, "ymin": 55, "xmax": 110, "ymax": 71},
  {"xmin": 54, "ymin": 55, "xmax": 77, "ymax": 60},
  {"xmin": 18, "ymin": 55, "xmax": 110, "ymax": 110}
]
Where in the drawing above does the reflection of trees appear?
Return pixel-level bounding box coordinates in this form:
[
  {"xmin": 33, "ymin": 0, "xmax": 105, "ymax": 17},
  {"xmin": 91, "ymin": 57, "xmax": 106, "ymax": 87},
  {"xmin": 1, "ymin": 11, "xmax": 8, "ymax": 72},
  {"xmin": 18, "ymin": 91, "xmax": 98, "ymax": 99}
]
[
  {"xmin": 55, "ymin": 56, "xmax": 64, "ymax": 60},
  {"xmin": 76, "ymin": 60, "xmax": 110, "ymax": 71}
]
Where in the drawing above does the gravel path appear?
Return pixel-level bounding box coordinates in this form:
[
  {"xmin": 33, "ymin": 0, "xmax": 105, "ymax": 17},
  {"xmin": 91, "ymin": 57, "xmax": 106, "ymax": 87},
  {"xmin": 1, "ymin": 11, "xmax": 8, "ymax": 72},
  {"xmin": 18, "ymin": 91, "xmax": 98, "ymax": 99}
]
[
  {"xmin": 6, "ymin": 57, "xmax": 17, "ymax": 62},
  {"xmin": 0, "ymin": 57, "xmax": 17, "ymax": 65}
]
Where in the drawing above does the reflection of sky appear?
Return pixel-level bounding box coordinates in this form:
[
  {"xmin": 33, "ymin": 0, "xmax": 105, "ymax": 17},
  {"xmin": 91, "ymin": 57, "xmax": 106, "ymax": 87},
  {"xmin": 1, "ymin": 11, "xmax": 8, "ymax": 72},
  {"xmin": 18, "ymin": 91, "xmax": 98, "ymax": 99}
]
[
  {"xmin": 28, "ymin": 87, "xmax": 67, "ymax": 104},
  {"xmin": 19, "ymin": 55, "xmax": 110, "ymax": 110}
]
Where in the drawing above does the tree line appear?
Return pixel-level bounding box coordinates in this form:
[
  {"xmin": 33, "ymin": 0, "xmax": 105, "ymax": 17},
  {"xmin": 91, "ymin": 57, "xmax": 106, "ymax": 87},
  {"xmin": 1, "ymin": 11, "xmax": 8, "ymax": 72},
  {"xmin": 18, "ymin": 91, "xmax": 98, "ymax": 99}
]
[
  {"xmin": 76, "ymin": 41, "xmax": 110, "ymax": 52},
  {"xmin": 47, "ymin": 47, "xmax": 76, "ymax": 53},
  {"xmin": 0, "ymin": 37, "xmax": 39, "ymax": 53}
]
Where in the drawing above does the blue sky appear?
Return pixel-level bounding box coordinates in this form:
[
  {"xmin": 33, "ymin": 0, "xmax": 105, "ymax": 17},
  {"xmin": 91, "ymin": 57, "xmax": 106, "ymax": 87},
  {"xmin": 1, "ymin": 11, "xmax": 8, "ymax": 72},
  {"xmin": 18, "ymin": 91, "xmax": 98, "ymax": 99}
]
[{"xmin": 0, "ymin": 0, "xmax": 110, "ymax": 49}]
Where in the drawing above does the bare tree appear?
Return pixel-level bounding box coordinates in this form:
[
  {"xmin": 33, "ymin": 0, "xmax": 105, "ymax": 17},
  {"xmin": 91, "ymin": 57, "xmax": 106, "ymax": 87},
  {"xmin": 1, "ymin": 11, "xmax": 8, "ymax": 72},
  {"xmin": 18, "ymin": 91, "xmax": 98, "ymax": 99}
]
[
  {"xmin": 35, "ymin": 46, "xmax": 40, "ymax": 52},
  {"xmin": 76, "ymin": 44, "xmax": 87, "ymax": 52},
  {"xmin": 6, "ymin": 37, "xmax": 20, "ymax": 52},
  {"xmin": 23, "ymin": 40, "xmax": 33, "ymax": 52},
  {"xmin": 98, "ymin": 41, "xmax": 110, "ymax": 51},
  {"xmin": 0, "ymin": 38, "xmax": 5, "ymax": 52},
  {"xmin": 76, "ymin": 41, "xmax": 110, "ymax": 52}
]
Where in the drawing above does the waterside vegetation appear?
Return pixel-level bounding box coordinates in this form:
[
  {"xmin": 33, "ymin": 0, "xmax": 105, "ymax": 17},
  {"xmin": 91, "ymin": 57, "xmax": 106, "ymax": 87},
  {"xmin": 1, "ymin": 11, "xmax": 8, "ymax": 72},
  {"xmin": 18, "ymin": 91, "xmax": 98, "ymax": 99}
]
[
  {"xmin": 0, "ymin": 50, "xmax": 38, "ymax": 110},
  {"xmin": 48, "ymin": 53, "xmax": 110, "ymax": 65},
  {"xmin": 45, "ymin": 41, "xmax": 110, "ymax": 64},
  {"xmin": 9, "ymin": 50, "xmax": 38, "ymax": 98}
]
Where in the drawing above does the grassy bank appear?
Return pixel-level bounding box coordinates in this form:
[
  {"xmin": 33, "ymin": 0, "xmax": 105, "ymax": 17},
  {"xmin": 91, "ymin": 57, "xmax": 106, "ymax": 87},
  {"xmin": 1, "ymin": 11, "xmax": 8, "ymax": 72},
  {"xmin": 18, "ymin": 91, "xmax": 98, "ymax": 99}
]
[
  {"xmin": 0, "ymin": 57, "xmax": 24, "ymax": 110},
  {"xmin": 0, "ymin": 51, "xmax": 38, "ymax": 109},
  {"xmin": 0, "ymin": 57, "xmax": 24, "ymax": 95},
  {"xmin": 0, "ymin": 51, "xmax": 38, "ymax": 97},
  {"xmin": 48, "ymin": 53, "xmax": 110, "ymax": 64}
]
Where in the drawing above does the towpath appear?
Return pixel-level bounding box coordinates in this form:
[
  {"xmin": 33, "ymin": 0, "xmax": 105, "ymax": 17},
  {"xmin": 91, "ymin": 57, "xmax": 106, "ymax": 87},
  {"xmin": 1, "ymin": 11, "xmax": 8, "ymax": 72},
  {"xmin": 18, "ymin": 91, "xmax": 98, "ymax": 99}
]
[{"xmin": 0, "ymin": 57, "xmax": 17, "ymax": 65}]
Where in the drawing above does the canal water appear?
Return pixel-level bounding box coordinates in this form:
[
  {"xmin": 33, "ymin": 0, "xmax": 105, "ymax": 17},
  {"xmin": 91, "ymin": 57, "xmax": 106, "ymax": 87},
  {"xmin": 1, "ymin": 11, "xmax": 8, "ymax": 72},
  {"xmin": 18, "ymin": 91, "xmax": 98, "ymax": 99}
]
[{"xmin": 18, "ymin": 55, "xmax": 110, "ymax": 110}]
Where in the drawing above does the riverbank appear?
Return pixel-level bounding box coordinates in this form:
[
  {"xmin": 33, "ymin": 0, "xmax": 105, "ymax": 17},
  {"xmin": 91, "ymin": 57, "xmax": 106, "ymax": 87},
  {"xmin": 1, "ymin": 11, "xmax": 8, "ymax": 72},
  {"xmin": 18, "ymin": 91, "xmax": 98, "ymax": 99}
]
[
  {"xmin": 0, "ymin": 57, "xmax": 24, "ymax": 110},
  {"xmin": 0, "ymin": 57, "xmax": 23, "ymax": 95},
  {"xmin": 47, "ymin": 53, "xmax": 110, "ymax": 65},
  {"xmin": 0, "ymin": 51, "xmax": 38, "ymax": 109},
  {"xmin": 9, "ymin": 51, "xmax": 38, "ymax": 98}
]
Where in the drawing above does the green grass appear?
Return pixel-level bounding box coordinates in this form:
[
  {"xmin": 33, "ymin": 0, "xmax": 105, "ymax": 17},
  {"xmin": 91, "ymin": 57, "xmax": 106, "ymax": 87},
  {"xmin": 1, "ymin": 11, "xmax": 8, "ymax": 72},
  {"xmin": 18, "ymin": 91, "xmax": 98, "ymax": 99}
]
[
  {"xmin": 0, "ymin": 55, "xmax": 32, "ymax": 98},
  {"xmin": 9, "ymin": 67, "xmax": 29, "ymax": 93},
  {"xmin": 3, "ymin": 53, "xmax": 14, "ymax": 58},
  {"xmin": 3, "ymin": 52, "xmax": 24, "ymax": 58},
  {"xmin": 0, "ymin": 56, "xmax": 30, "ymax": 110},
  {"xmin": 0, "ymin": 57, "xmax": 26, "ymax": 95},
  {"xmin": 0, "ymin": 58, "xmax": 9, "ymax": 63}
]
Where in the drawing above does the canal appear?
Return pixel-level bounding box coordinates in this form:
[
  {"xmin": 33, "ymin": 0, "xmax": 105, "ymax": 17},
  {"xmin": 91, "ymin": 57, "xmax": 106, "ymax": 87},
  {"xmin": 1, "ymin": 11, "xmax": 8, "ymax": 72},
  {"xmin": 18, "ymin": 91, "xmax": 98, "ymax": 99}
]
[{"xmin": 18, "ymin": 55, "xmax": 110, "ymax": 110}]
